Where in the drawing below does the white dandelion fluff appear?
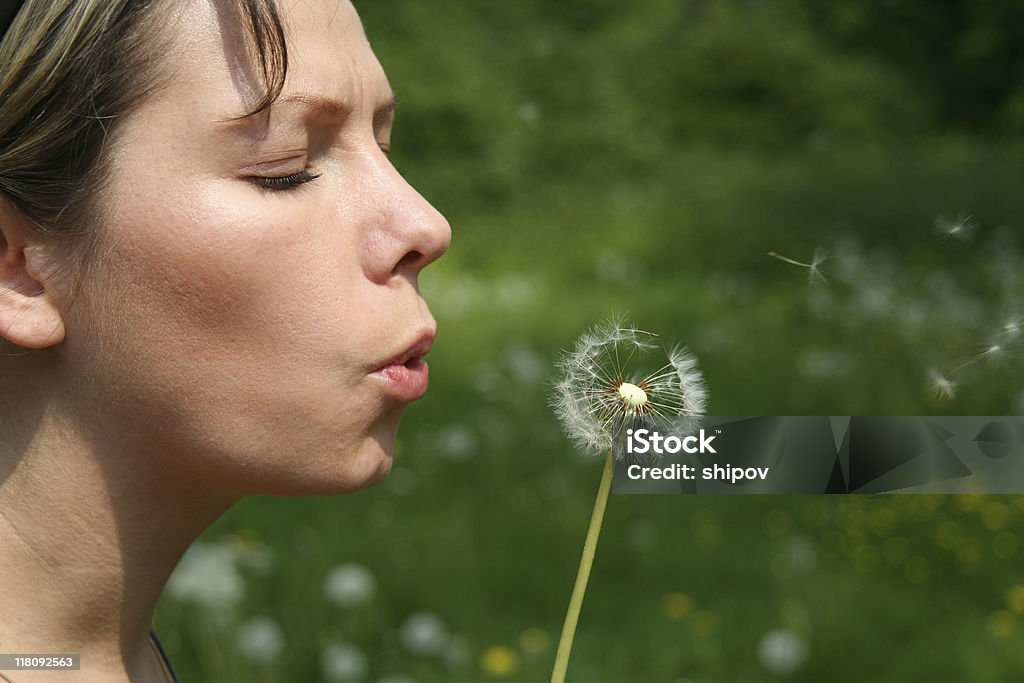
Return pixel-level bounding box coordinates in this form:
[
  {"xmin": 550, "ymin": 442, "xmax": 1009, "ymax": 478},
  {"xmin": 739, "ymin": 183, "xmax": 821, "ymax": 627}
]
[
  {"xmin": 551, "ymin": 318, "xmax": 707, "ymax": 458},
  {"xmin": 928, "ymin": 368, "xmax": 957, "ymax": 401},
  {"xmin": 934, "ymin": 211, "xmax": 978, "ymax": 242},
  {"xmin": 767, "ymin": 248, "xmax": 829, "ymax": 286},
  {"xmin": 979, "ymin": 343, "xmax": 1006, "ymax": 366}
]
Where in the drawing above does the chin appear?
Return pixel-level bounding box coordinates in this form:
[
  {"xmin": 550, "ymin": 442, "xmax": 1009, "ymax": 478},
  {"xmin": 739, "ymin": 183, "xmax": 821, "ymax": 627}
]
[
  {"xmin": 264, "ymin": 440, "xmax": 394, "ymax": 497},
  {"xmin": 330, "ymin": 429, "xmax": 399, "ymax": 494},
  {"xmin": 245, "ymin": 408, "xmax": 405, "ymax": 496},
  {"xmin": 342, "ymin": 438, "xmax": 396, "ymax": 492}
]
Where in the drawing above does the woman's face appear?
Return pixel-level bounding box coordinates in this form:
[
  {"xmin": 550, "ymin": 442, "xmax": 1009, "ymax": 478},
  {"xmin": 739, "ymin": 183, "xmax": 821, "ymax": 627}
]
[{"xmin": 61, "ymin": 0, "xmax": 450, "ymax": 495}]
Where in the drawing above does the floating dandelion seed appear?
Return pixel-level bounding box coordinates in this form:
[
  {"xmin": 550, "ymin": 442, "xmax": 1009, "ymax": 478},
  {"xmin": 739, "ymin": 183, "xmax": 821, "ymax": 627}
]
[
  {"xmin": 932, "ymin": 315, "xmax": 1024, "ymax": 400},
  {"xmin": 928, "ymin": 368, "xmax": 957, "ymax": 401},
  {"xmin": 934, "ymin": 212, "xmax": 979, "ymax": 242},
  {"xmin": 767, "ymin": 248, "xmax": 829, "ymax": 285},
  {"xmin": 979, "ymin": 343, "xmax": 1006, "ymax": 366},
  {"xmin": 548, "ymin": 318, "xmax": 707, "ymax": 683}
]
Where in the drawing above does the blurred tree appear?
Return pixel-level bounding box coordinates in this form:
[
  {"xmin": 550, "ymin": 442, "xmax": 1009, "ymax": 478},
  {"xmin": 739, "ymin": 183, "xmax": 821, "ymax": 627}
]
[{"xmin": 793, "ymin": 0, "xmax": 1024, "ymax": 135}]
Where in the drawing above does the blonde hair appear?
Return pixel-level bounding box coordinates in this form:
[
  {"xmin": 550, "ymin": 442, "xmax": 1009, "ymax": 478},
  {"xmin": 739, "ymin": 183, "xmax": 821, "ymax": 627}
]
[{"xmin": 0, "ymin": 0, "xmax": 287, "ymax": 249}]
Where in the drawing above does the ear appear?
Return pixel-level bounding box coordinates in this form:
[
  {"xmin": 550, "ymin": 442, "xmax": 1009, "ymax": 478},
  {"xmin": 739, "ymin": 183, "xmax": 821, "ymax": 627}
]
[{"xmin": 0, "ymin": 196, "xmax": 66, "ymax": 349}]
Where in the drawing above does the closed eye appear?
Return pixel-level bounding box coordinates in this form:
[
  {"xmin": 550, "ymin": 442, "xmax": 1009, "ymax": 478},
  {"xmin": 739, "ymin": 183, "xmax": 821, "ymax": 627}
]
[{"xmin": 251, "ymin": 169, "xmax": 322, "ymax": 191}]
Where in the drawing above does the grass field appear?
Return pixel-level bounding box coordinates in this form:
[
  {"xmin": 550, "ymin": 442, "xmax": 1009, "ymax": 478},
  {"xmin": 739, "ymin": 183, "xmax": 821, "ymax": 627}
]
[{"xmin": 152, "ymin": 132, "xmax": 1024, "ymax": 682}]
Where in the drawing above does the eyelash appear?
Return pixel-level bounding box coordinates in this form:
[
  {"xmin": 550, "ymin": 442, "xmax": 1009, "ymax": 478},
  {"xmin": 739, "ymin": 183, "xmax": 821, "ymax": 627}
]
[
  {"xmin": 250, "ymin": 142, "xmax": 391, "ymax": 191},
  {"xmin": 252, "ymin": 169, "xmax": 322, "ymax": 191}
]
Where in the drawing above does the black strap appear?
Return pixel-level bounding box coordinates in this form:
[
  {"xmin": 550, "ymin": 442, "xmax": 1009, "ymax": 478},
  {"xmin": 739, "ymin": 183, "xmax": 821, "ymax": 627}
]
[
  {"xmin": 0, "ymin": 0, "xmax": 27, "ymax": 44},
  {"xmin": 149, "ymin": 628, "xmax": 181, "ymax": 683}
]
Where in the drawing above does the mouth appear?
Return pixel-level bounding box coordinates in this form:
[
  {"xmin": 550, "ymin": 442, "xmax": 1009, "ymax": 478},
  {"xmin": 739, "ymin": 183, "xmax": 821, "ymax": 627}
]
[{"xmin": 369, "ymin": 329, "xmax": 436, "ymax": 402}]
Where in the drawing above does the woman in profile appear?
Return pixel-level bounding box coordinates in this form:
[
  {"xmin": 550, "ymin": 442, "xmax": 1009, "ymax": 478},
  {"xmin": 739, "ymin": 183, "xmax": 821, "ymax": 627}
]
[{"xmin": 0, "ymin": 0, "xmax": 450, "ymax": 680}]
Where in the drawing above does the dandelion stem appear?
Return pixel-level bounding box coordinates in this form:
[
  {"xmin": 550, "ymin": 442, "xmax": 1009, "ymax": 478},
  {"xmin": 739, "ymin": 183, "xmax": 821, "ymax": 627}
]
[
  {"xmin": 550, "ymin": 449, "xmax": 614, "ymax": 683},
  {"xmin": 767, "ymin": 251, "xmax": 811, "ymax": 268}
]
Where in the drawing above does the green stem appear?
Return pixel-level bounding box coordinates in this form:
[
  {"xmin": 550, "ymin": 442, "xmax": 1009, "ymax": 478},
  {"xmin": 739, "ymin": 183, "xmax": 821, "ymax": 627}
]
[{"xmin": 550, "ymin": 450, "xmax": 614, "ymax": 683}]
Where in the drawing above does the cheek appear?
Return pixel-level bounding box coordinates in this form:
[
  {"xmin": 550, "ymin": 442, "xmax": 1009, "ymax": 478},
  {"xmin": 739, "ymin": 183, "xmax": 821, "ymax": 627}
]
[
  {"xmin": 69, "ymin": 180, "xmax": 392, "ymax": 491},
  {"xmin": 110, "ymin": 182, "xmax": 355, "ymax": 358}
]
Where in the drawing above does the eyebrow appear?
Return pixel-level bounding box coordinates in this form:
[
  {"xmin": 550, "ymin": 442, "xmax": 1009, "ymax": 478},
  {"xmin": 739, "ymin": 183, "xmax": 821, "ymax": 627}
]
[{"xmin": 277, "ymin": 92, "xmax": 399, "ymax": 124}]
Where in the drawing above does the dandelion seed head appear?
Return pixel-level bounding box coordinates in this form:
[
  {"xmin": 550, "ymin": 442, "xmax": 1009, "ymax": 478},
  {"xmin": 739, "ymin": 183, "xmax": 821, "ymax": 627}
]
[{"xmin": 551, "ymin": 318, "xmax": 707, "ymax": 458}]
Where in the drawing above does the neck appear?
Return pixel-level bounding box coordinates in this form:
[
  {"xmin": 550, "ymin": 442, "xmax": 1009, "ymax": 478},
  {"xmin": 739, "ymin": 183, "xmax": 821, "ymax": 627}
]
[{"xmin": 0, "ymin": 361, "xmax": 238, "ymax": 680}]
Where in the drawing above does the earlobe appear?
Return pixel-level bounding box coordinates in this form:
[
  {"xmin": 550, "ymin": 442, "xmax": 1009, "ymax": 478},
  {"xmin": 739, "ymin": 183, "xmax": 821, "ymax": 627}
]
[{"xmin": 0, "ymin": 198, "xmax": 66, "ymax": 349}]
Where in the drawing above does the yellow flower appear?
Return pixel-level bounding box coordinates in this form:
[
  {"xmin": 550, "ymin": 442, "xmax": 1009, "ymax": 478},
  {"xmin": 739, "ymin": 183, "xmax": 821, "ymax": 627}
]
[
  {"xmin": 660, "ymin": 593, "xmax": 695, "ymax": 621},
  {"xmin": 988, "ymin": 610, "xmax": 1016, "ymax": 638},
  {"xmin": 689, "ymin": 610, "xmax": 720, "ymax": 637},
  {"xmin": 1006, "ymin": 585, "xmax": 1024, "ymax": 614},
  {"xmin": 480, "ymin": 646, "xmax": 519, "ymax": 677}
]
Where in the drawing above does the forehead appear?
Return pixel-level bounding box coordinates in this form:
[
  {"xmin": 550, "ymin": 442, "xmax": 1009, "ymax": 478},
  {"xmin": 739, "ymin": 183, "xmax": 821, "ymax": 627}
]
[{"xmin": 160, "ymin": 0, "xmax": 391, "ymax": 119}]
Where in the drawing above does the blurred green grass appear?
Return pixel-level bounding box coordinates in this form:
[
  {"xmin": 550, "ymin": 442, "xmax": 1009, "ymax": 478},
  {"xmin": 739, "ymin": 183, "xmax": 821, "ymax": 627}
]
[{"xmin": 154, "ymin": 1, "xmax": 1024, "ymax": 681}]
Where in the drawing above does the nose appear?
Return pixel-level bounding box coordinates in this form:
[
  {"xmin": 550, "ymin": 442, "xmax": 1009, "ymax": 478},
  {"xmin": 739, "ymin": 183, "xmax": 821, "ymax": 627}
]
[{"xmin": 365, "ymin": 164, "xmax": 451, "ymax": 285}]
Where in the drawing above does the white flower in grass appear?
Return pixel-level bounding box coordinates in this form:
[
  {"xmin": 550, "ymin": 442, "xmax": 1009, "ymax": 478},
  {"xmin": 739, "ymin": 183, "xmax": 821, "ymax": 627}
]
[
  {"xmin": 166, "ymin": 542, "xmax": 245, "ymax": 625},
  {"xmin": 236, "ymin": 617, "xmax": 284, "ymax": 664},
  {"xmin": 550, "ymin": 318, "xmax": 707, "ymax": 458},
  {"xmin": 233, "ymin": 538, "xmax": 275, "ymax": 576},
  {"xmin": 399, "ymin": 612, "xmax": 450, "ymax": 656},
  {"xmin": 323, "ymin": 563, "xmax": 376, "ymax": 608},
  {"xmin": 758, "ymin": 629, "xmax": 808, "ymax": 675},
  {"xmin": 431, "ymin": 423, "xmax": 477, "ymax": 461},
  {"xmin": 322, "ymin": 643, "xmax": 369, "ymax": 682}
]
